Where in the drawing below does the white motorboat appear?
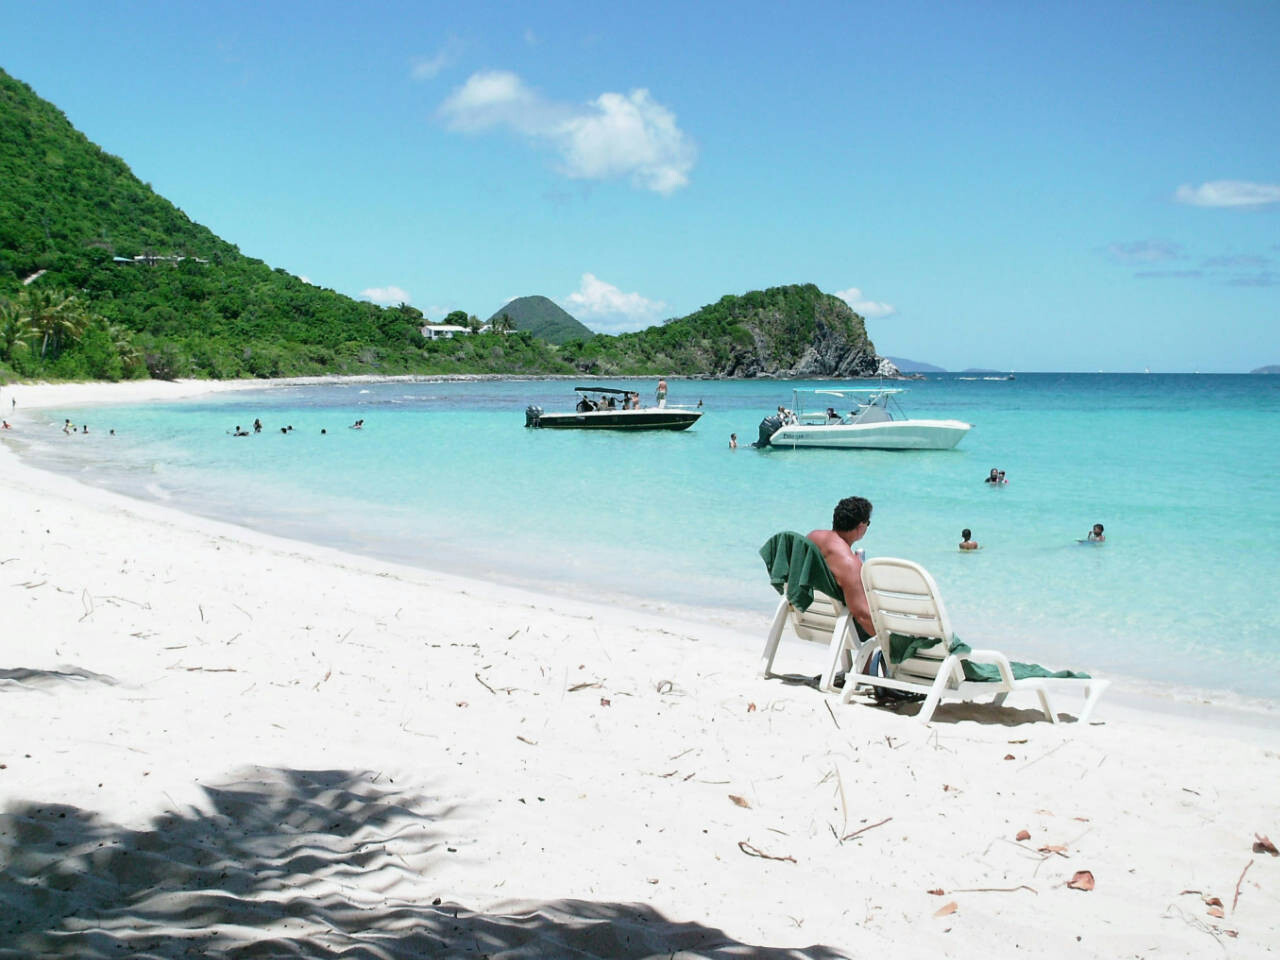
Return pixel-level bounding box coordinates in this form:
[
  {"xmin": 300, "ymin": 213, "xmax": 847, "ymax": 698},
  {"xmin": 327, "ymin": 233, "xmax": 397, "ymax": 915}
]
[{"xmin": 754, "ymin": 388, "xmax": 971, "ymax": 450}]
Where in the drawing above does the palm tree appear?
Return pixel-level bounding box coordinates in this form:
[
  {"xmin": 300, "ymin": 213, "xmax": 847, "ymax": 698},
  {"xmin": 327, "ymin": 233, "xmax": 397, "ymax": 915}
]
[
  {"xmin": 106, "ymin": 323, "xmax": 142, "ymax": 372},
  {"xmin": 17, "ymin": 287, "xmax": 87, "ymax": 358},
  {"xmin": 466, "ymin": 314, "xmax": 483, "ymax": 335},
  {"xmin": 492, "ymin": 313, "xmax": 515, "ymax": 335},
  {"xmin": 0, "ymin": 299, "xmax": 34, "ymax": 362}
]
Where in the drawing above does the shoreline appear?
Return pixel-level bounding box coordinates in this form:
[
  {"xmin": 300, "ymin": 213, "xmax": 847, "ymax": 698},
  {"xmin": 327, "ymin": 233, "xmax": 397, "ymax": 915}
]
[
  {"xmin": 4, "ymin": 376, "xmax": 1280, "ymax": 725},
  {"xmin": 3, "ymin": 377, "xmax": 1279, "ymax": 955}
]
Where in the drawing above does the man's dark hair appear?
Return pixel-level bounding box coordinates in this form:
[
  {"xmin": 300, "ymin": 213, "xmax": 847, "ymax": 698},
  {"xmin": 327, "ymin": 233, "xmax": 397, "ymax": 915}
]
[{"xmin": 832, "ymin": 496, "xmax": 872, "ymax": 532}]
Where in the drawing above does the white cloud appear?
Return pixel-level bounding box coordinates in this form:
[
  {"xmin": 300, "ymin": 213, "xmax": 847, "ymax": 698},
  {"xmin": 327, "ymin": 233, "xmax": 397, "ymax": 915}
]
[
  {"xmin": 562, "ymin": 273, "xmax": 665, "ymax": 331},
  {"xmin": 411, "ymin": 37, "xmax": 463, "ymax": 81},
  {"xmin": 1174, "ymin": 180, "xmax": 1280, "ymax": 208},
  {"xmin": 835, "ymin": 287, "xmax": 896, "ymax": 319},
  {"xmin": 361, "ymin": 286, "xmax": 411, "ymax": 305},
  {"xmin": 439, "ymin": 71, "xmax": 696, "ymax": 194},
  {"xmin": 298, "ymin": 275, "xmax": 312, "ymax": 285}
]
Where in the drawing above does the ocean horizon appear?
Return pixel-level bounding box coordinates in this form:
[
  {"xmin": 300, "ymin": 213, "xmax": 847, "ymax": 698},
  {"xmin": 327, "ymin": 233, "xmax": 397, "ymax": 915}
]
[{"xmin": 10, "ymin": 372, "xmax": 1280, "ymax": 707}]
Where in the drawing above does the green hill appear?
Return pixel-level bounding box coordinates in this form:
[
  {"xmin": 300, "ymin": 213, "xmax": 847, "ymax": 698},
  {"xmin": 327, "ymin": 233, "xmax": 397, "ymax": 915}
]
[
  {"xmin": 0, "ymin": 67, "xmax": 568, "ymax": 381},
  {"xmin": 559, "ymin": 284, "xmax": 888, "ymax": 378},
  {"xmin": 487, "ymin": 296, "xmax": 593, "ymax": 345}
]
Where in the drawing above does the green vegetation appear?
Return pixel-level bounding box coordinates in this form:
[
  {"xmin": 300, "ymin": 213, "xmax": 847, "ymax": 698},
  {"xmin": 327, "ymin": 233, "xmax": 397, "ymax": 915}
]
[
  {"xmin": 558, "ymin": 284, "xmax": 880, "ymax": 378},
  {"xmin": 0, "ymin": 67, "xmax": 882, "ymax": 384},
  {"xmin": 486, "ymin": 296, "xmax": 594, "ymax": 345},
  {"xmin": 0, "ymin": 67, "xmax": 570, "ymax": 382}
]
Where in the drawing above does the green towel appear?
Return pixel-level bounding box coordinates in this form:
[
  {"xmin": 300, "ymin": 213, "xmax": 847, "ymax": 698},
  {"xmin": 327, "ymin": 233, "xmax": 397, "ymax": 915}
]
[
  {"xmin": 888, "ymin": 633, "xmax": 1091, "ymax": 682},
  {"xmin": 759, "ymin": 531, "xmax": 844, "ymax": 612}
]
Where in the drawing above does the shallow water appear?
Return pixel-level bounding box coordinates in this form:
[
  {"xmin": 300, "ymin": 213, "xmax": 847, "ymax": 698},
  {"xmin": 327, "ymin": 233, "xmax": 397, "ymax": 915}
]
[{"xmin": 16, "ymin": 373, "xmax": 1280, "ymax": 702}]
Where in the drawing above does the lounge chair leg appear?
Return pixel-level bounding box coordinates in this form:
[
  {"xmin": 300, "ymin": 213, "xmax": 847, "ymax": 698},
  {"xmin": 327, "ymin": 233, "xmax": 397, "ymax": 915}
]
[
  {"xmin": 916, "ymin": 662, "xmax": 955, "ymax": 723},
  {"xmin": 1075, "ymin": 680, "xmax": 1110, "ymax": 724},
  {"xmin": 818, "ymin": 613, "xmax": 851, "ymax": 692},
  {"xmin": 1035, "ymin": 687, "xmax": 1057, "ymax": 723},
  {"xmin": 760, "ymin": 599, "xmax": 790, "ymax": 678}
]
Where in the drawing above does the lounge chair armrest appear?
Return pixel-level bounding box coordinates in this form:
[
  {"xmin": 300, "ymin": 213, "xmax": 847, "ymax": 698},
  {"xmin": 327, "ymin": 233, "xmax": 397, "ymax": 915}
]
[{"xmin": 962, "ymin": 648, "xmax": 1016, "ymax": 684}]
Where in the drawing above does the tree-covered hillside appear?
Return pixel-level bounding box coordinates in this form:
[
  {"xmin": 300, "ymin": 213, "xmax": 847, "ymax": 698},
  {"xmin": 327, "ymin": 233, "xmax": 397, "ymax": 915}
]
[
  {"xmin": 0, "ymin": 67, "xmax": 570, "ymax": 381},
  {"xmin": 559, "ymin": 284, "xmax": 886, "ymax": 378},
  {"xmin": 486, "ymin": 296, "xmax": 594, "ymax": 345}
]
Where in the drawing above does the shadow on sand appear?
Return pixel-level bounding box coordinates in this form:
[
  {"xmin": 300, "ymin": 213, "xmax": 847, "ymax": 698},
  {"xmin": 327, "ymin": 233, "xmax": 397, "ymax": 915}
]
[{"xmin": 0, "ymin": 767, "xmax": 847, "ymax": 959}]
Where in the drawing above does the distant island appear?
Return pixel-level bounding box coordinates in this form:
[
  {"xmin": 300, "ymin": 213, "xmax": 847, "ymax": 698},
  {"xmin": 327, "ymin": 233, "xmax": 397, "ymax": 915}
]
[
  {"xmin": 0, "ymin": 67, "xmax": 893, "ymax": 383},
  {"xmin": 887, "ymin": 356, "xmax": 945, "ymax": 373},
  {"xmin": 1252, "ymin": 365, "xmax": 1280, "ymax": 374}
]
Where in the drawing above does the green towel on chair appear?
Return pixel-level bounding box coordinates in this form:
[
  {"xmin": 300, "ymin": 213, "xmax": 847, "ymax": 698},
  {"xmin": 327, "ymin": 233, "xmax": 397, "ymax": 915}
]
[
  {"xmin": 888, "ymin": 633, "xmax": 1091, "ymax": 682},
  {"xmin": 759, "ymin": 531, "xmax": 844, "ymax": 612}
]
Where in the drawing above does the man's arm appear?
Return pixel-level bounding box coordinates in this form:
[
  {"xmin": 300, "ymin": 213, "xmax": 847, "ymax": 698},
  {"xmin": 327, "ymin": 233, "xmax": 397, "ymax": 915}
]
[{"xmin": 808, "ymin": 531, "xmax": 875, "ymax": 637}]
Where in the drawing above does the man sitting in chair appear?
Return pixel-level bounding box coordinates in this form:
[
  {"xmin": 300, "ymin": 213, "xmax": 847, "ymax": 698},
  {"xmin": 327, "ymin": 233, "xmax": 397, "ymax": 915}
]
[{"xmin": 807, "ymin": 496, "xmax": 876, "ymax": 640}]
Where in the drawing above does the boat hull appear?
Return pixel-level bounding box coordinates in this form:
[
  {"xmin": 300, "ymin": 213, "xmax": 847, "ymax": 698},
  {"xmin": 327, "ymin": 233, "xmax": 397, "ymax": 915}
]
[
  {"xmin": 531, "ymin": 409, "xmax": 702, "ymax": 431},
  {"xmin": 767, "ymin": 419, "xmax": 971, "ymax": 450}
]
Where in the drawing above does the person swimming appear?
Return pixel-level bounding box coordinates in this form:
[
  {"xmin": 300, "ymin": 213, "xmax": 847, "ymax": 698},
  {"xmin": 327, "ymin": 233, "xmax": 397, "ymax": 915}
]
[
  {"xmin": 1087, "ymin": 523, "xmax": 1105, "ymax": 542},
  {"xmin": 959, "ymin": 528, "xmax": 979, "ymax": 550}
]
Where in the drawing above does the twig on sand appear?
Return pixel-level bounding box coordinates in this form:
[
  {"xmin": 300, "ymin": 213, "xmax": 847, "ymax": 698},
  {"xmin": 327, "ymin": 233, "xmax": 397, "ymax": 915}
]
[
  {"xmin": 474, "ymin": 672, "xmax": 497, "ymax": 695},
  {"xmin": 568, "ymin": 681, "xmax": 602, "ymax": 692},
  {"xmin": 824, "ymin": 700, "xmax": 840, "ymax": 729},
  {"xmin": 79, "ymin": 588, "xmax": 94, "ymax": 622},
  {"xmin": 1232, "ymin": 859, "xmax": 1254, "ymax": 913},
  {"xmin": 198, "ymin": 604, "xmax": 205, "ymax": 623},
  {"xmin": 516, "ymin": 735, "xmax": 537, "ymax": 746},
  {"xmin": 1019, "ymin": 741, "xmax": 1067, "ymax": 771},
  {"xmin": 738, "ymin": 841, "xmax": 796, "ymax": 863},
  {"xmin": 841, "ymin": 816, "xmax": 892, "ymax": 842}
]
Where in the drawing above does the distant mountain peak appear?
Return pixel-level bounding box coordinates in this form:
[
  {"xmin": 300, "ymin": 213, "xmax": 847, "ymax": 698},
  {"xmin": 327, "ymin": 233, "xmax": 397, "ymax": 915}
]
[{"xmin": 487, "ymin": 295, "xmax": 594, "ymax": 345}]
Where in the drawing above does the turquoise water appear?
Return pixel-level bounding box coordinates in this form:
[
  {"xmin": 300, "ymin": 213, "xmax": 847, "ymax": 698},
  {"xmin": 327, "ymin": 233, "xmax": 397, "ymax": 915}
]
[{"xmin": 15, "ymin": 374, "xmax": 1280, "ymax": 702}]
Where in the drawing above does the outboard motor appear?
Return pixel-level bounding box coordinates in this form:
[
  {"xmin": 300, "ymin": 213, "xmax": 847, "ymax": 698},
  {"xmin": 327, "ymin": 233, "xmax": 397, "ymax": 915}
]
[
  {"xmin": 525, "ymin": 405, "xmax": 543, "ymax": 428},
  {"xmin": 754, "ymin": 414, "xmax": 783, "ymax": 447}
]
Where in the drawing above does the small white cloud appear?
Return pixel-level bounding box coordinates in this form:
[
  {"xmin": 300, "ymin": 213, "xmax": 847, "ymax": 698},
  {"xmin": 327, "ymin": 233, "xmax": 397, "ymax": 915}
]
[
  {"xmin": 835, "ymin": 287, "xmax": 896, "ymax": 319},
  {"xmin": 1104, "ymin": 239, "xmax": 1184, "ymax": 265},
  {"xmin": 298, "ymin": 275, "xmax": 312, "ymax": 285},
  {"xmin": 562, "ymin": 273, "xmax": 665, "ymax": 332},
  {"xmin": 411, "ymin": 37, "xmax": 463, "ymax": 81},
  {"xmin": 1174, "ymin": 180, "xmax": 1280, "ymax": 208},
  {"xmin": 439, "ymin": 71, "xmax": 696, "ymax": 194},
  {"xmin": 361, "ymin": 286, "xmax": 411, "ymax": 305}
]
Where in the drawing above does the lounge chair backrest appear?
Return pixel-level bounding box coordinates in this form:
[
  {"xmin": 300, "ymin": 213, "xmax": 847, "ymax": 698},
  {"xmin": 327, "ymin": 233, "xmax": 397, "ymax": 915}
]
[
  {"xmin": 790, "ymin": 590, "xmax": 845, "ymax": 644},
  {"xmin": 862, "ymin": 558, "xmax": 964, "ymax": 689}
]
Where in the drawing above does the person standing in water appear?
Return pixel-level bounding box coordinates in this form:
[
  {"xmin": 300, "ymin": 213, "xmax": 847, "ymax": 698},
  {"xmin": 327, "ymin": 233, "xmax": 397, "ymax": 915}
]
[
  {"xmin": 959, "ymin": 528, "xmax": 979, "ymax": 550},
  {"xmin": 1087, "ymin": 523, "xmax": 1105, "ymax": 542},
  {"xmin": 729, "ymin": 433, "xmax": 738, "ymax": 449}
]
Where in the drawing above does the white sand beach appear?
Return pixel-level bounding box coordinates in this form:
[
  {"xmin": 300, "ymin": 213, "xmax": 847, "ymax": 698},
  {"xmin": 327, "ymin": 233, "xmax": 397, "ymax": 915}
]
[{"xmin": 2, "ymin": 380, "xmax": 1278, "ymax": 958}]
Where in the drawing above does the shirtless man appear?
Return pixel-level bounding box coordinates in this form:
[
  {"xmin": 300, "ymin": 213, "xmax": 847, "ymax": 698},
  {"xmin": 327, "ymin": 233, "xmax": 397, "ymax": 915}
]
[{"xmin": 807, "ymin": 496, "xmax": 875, "ymax": 638}]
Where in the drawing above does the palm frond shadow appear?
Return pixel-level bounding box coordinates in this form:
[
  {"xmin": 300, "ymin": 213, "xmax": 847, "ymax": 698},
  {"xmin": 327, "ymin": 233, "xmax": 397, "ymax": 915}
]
[{"xmin": 0, "ymin": 767, "xmax": 846, "ymax": 958}]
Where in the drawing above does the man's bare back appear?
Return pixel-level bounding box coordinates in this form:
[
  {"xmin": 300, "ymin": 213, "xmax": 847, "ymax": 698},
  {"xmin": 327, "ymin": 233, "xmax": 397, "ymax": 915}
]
[{"xmin": 807, "ymin": 495, "xmax": 875, "ymax": 637}]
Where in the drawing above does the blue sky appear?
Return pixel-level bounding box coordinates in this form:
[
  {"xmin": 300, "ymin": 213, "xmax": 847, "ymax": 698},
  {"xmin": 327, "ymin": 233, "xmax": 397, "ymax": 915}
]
[{"xmin": 1, "ymin": 0, "xmax": 1277, "ymax": 371}]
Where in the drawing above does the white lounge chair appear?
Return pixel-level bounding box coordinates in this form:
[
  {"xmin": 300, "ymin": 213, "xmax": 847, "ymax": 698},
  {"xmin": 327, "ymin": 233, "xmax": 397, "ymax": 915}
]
[
  {"xmin": 761, "ymin": 587, "xmax": 873, "ymax": 692},
  {"xmin": 843, "ymin": 557, "xmax": 1109, "ymax": 724},
  {"xmin": 759, "ymin": 531, "xmax": 875, "ymax": 693}
]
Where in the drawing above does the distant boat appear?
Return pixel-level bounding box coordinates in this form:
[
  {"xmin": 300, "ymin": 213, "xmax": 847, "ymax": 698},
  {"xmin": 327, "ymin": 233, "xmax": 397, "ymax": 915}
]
[
  {"xmin": 754, "ymin": 388, "xmax": 971, "ymax": 451},
  {"xmin": 525, "ymin": 386, "xmax": 703, "ymax": 431}
]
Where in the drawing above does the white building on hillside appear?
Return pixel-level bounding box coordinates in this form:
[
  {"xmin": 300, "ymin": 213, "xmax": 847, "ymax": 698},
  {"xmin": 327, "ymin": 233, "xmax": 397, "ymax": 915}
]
[{"xmin": 420, "ymin": 324, "xmax": 471, "ymax": 340}]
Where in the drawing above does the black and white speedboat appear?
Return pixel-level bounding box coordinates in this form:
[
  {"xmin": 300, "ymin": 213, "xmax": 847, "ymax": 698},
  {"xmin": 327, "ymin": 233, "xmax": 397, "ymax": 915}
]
[{"xmin": 525, "ymin": 386, "xmax": 702, "ymax": 431}]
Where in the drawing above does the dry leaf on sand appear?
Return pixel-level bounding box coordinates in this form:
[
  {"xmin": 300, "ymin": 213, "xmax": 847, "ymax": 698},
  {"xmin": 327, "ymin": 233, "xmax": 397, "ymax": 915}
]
[
  {"xmin": 1067, "ymin": 870, "xmax": 1095, "ymax": 891},
  {"xmin": 1208, "ymin": 906, "xmax": 1225, "ymax": 918},
  {"xmin": 1003, "ymin": 753, "xmax": 1016, "ymax": 760},
  {"xmin": 729, "ymin": 794, "xmax": 751, "ymax": 808},
  {"xmin": 926, "ymin": 888, "xmax": 945, "ymax": 896},
  {"xmin": 934, "ymin": 901, "xmax": 958, "ymax": 917},
  {"xmin": 1253, "ymin": 834, "xmax": 1278, "ymax": 856},
  {"xmin": 747, "ymin": 702, "xmax": 757, "ymax": 712},
  {"xmin": 1016, "ymin": 829, "xmax": 1031, "ymax": 841}
]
